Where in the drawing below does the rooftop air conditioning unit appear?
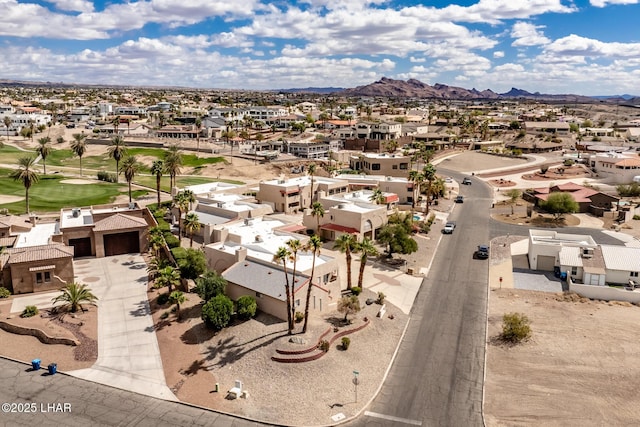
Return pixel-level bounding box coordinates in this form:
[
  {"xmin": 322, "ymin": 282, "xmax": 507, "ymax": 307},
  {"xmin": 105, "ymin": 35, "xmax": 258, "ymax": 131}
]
[
  {"xmin": 582, "ymin": 247, "xmax": 594, "ymax": 258},
  {"xmin": 71, "ymin": 208, "xmax": 80, "ymax": 218}
]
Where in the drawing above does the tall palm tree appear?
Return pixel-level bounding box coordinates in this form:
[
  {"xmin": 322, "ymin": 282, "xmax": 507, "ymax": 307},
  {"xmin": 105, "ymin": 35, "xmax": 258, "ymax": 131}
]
[
  {"xmin": 273, "ymin": 246, "xmax": 294, "ymax": 334},
  {"xmin": 120, "ymin": 155, "xmax": 141, "ymax": 203},
  {"xmin": 286, "ymin": 238, "xmax": 302, "ymax": 324},
  {"xmin": 107, "ymin": 135, "xmax": 127, "ymax": 183},
  {"xmin": 195, "ymin": 116, "xmax": 202, "ymax": 156},
  {"xmin": 183, "ymin": 212, "xmax": 200, "ymax": 247},
  {"xmin": 172, "ymin": 191, "xmax": 191, "ymax": 241},
  {"xmin": 70, "ymin": 133, "xmax": 88, "ymax": 176},
  {"xmin": 36, "ymin": 137, "xmax": 52, "ymax": 175},
  {"xmin": 51, "ymin": 282, "xmax": 98, "ymax": 313},
  {"xmin": 164, "ymin": 144, "xmax": 183, "ymax": 190},
  {"xmin": 307, "ymin": 163, "xmax": 316, "ymax": 208},
  {"xmin": 155, "ymin": 265, "xmax": 181, "ymax": 293},
  {"xmin": 150, "ymin": 160, "xmax": 164, "ymax": 207},
  {"xmin": 10, "ymin": 156, "xmax": 39, "ymax": 213},
  {"xmin": 409, "ymin": 169, "xmax": 424, "ymax": 219},
  {"xmin": 146, "ymin": 255, "xmax": 170, "ymax": 281},
  {"xmin": 3, "ymin": 116, "xmax": 11, "ymax": 141},
  {"xmin": 334, "ymin": 233, "xmax": 357, "ymax": 290},
  {"xmin": 311, "ymin": 201, "xmax": 324, "ymax": 233},
  {"xmin": 355, "ymin": 237, "xmax": 378, "ymax": 289},
  {"xmin": 302, "ymin": 235, "xmax": 322, "ymax": 333},
  {"xmin": 112, "ymin": 115, "xmax": 121, "ymax": 135},
  {"xmin": 422, "ymin": 163, "xmax": 437, "ymax": 214}
]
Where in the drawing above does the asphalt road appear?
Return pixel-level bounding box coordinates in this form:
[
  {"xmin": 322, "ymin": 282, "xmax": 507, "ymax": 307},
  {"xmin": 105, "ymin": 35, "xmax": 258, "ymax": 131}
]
[{"xmin": 347, "ymin": 171, "xmax": 492, "ymax": 427}]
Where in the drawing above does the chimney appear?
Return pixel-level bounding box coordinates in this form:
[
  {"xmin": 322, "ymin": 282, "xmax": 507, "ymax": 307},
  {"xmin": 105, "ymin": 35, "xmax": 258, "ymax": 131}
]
[
  {"xmin": 29, "ymin": 214, "xmax": 37, "ymax": 225},
  {"xmin": 235, "ymin": 246, "xmax": 248, "ymax": 262}
]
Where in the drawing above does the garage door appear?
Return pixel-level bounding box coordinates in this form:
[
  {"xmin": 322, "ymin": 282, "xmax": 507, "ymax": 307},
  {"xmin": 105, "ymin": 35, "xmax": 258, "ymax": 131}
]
[
  {"xmin": 104, "ymin": 231, "xmax": 140, "ymax": 256},
  {"xmin": 537, "ymin": 255, "xmax": 556, "ymax": 271},
  {"xmin": 69, "ymin": 237, "xmax": 92, "ymax": 258}
]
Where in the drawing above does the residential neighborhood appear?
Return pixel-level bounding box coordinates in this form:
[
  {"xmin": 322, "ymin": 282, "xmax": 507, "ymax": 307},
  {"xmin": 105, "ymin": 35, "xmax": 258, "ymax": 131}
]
[{"xmin": 2, "ymin": 85, "xmax": 640, "ymax": 426}]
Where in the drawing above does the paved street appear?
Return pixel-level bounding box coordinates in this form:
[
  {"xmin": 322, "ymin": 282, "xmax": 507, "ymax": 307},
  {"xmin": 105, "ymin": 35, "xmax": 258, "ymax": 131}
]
[{"xmin": 0, "ymin": 357, "xmax": 264, "ymax": 427}]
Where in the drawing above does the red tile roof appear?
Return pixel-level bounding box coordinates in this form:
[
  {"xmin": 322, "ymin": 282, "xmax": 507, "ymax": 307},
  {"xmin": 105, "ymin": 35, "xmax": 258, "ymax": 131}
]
[
  {"xmin": 320, "ymin": 224, "xmax": 359, "ymax": 234},
  {"xmin": 8, "ymin": 244, "xmax": 74, "ymax": 264}
]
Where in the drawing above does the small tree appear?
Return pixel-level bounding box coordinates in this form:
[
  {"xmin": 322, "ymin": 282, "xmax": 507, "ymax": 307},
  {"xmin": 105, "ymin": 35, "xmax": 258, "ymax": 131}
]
[
  {"xmin": 201, "ymin": 294, "xmax": 233, "ymax": 330},
  {"xmin": 168, "ymin": 290, "xmax": 186, "ymax": 320},
  {"xmin": 540, "ymin": 164, "xmax": 549, "ymax": 175},
  {"xmin": 236, "ymin": 295, "xmax": 257, "ymax": 320},
  {"xmin": 337, "ymin": 295, "xmax": 361, "ymax": 323},
  {"xmin": 195, "ymin": 271, "xmax": 227, "ymax": 302},
  {"xmin": 176, "ymin": 248, "xmax": 207, "ymax": 281},
  {"xmin": 500, "ymin": 312, "xmax": 531, "ymax": 343},
  {"xmin": 539, "ymin": 192, "xmax": 579, "ymax": 221},
  {"xmin": 504, "ymin": 189, "xmax": 522, "ymax": 215}
]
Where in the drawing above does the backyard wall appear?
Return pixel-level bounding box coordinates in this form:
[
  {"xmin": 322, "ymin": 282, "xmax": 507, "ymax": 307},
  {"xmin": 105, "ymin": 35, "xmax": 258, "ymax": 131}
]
[{"xmin": 569, "ymin": 281, "xmax": 640, "ymax": 304}]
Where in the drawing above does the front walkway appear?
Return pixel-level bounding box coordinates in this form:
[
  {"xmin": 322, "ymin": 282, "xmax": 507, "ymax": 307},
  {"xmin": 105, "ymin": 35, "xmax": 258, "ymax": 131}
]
[{"xmin": 68, "ymin": 255, "xmax": 177, "ymax": 401}]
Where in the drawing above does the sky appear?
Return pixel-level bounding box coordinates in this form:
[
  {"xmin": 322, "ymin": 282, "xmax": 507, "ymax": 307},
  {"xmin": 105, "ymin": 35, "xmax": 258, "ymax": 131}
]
[{"xmin": 1, "ymin": 0, "xmax": 639, "ymax": 96}]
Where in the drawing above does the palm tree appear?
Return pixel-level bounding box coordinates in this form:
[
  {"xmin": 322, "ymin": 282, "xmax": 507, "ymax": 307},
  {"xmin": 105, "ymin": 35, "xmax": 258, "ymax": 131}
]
[
  {"xmin": 355, "ymin": 237, "xmax": 378, "ymax": 288},
  {"xmin": 3, "ymin": 116, "xmax": 11, "ymax": 141},
  {"xmin": 195, "ymin": 116, "xmax": 202, "ymax": 156},
  {"xmin": 409, "ymin": 169, "xmax": 424, "ymax": 219},
  {"xmin": 334, "ymin": 233, "xmax": 357, "ymax": 290},
  {"xmin": 369, "ymin": 188, "xmax": 385, "ymax": 205},
  {"xmin": 51, "ymin": 282, "xmax": 98, "ymax": 313},
  {"xmin": 36, "ymin": 137, "xmax": 52, "ymax": 175},
  {"xmin": 150, "ymin": 160, "xmax": 164, "ymax": 207},
  {"xmin": 10, "ymin": 156, "xmax": 39, "ymax": 213},
  {"xmin": 172, "ymin": 191, "xmax": 192, "ymax": 241},
  {"xmin": 273, "ymin": 246, "xmax": 294, "ymax": 334},
  {"xmin": 423, "ymin": 163, "xmax": 437, "ymax": 214},
  {"xmin": 183, "ymin": 212, "xmax": 201, "ymax": 247},
  {"xmin": 307, "ymin": 163, "xmax": 316, "ymax": 208},
  {"xmin": 169, "ymin": 291, "xmax": 186, "ymax": 320},
  {"xmin": 112, "ymin": 115, "xmax": 121, "ymax": 135},
  {"xmin": 302, "ymin": 235, "xmax": 322, "ymax": 333},
  {"xmin": 70, "ymin": 133, "xmax": 88, "ymax": 176},
  {"xmin": 107, "ymin": 136, "xmax": 127, "ymax": 183},
  {"xmin": 311, "ymin": 201, "xmax": 324, "ymax": 233},
  {"xmin": 155, "ymin": 265, "xmax": 181, "ymax": 293},
  {"xmin": 286, "ymin": 238, "xmax": 302, "ymax": 324},
  {"xmin": 120, "ymin": 155, "xmax": 141, "ymax": 203},
  {"xmin": 164, "ymin": 144, "xmax": 183, "ymax": 190},
  {"xmin": 146, "ymin": 255, "xmax": 170, "ymax": 281}
]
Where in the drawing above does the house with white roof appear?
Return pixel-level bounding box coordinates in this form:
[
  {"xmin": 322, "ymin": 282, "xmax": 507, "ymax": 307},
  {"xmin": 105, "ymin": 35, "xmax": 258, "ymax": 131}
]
[
  {"xmin": 588, "ymin": 151, "xmax": 640, "ymax": 184},
  {"xmin": 203, "ymin": 218, "xmax": 340, "ymax": 321}
]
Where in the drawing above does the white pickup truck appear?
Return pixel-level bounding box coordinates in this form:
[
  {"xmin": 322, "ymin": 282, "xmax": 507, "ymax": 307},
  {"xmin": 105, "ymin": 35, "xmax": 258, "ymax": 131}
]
[{"xmin": 443, "ymin": 221, "xmax": 456, "ymax": 234}]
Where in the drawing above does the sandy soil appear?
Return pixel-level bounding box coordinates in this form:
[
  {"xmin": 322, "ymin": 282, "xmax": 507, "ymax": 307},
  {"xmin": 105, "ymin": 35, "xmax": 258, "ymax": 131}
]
[
  {"xmin": 0, "ymin": 299, "xmax": 97, "ymax": 371},
  {"xmin": 0, "ymin": 195, "xmax": 24, "ymax": 204},
  {"xmin": 485, "ymin": 289, "xmax": 640, "ymax": 426},
  {"xmin": 59, "ymin": 179, "xmax": 96, "ymax": 184}
]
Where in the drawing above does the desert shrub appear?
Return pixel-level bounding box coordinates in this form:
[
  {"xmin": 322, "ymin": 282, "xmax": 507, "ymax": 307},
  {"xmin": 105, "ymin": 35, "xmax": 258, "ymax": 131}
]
[
  {"xmin": 195, "ymin": 271, "xmax": 227, "ymax": 302},
  {"xmin": 563, "ymin": 158, "xmax": 575, "ymax": 166},
  {"xmin": 97, "ymin": 170, "xmax": 117, "ymax": 183},
  {"xmin": 350, "ymin": 286, "xmax": 362, "ymax": 296},
  {"xmin": 540, "ymin": 165, "xmax": 549, "ymax": 174},
  {"xmin": 376, "ymin": 292, "xmax": 386, "ymax": 305},
  {"xmin": 157, "ymin": 292, "xmax": 170, "ymax": 305},
  {"xmin": 318, "ymin": 340, "xmax": 330, "ymax": 352},
  {"xmin": 176, "ymin": 248, "xmax": 207, "ymax": 280},
  {"xmin": 0, "ymin": 287, "xmax": 11, "ymax": 298},
  {"xmin": 236, "ymin": 295, "xmax": 257, "ymax": 320},
  {"xmin": 21, "ymin": 305, "xmax": 38, "ymax": 318},
  {"xmin": 500, "ymin": 312, "xmax": 531, "ymax": 343},
  {"xmin": 201, "ymin": 294, "xmax": 233, "ymax": 330},
  {"xmin": 341, "ymin": 337, "xmax": 351, "ymax": 350},
  {"xmin": 294, "ymin": 311, "xmax": 304, "ymax": 323},
  {"xmin": 160, "ymin": 312, "xmax": 169, "ymax": 320},
  {"xmin": 634, "ymin": 215, "xmax": 640, "ymax": 220},
  {"xmin": 617, "ymin": 182, "xmax": 640, "ymax": 197}
]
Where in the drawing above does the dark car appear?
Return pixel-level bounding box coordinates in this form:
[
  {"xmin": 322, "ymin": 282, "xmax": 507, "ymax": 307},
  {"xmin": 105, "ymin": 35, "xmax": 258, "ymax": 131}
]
[
  {"xmin": 454, "ymin": 195, "xmax": 464, "ymax": 203},
  {"xmin": 475, "ymin": 245, "xmax": 489, "ymax": 259},
  {"xmin": 462, "ymin": 177, "xmax": 472, "ymax": 185}
]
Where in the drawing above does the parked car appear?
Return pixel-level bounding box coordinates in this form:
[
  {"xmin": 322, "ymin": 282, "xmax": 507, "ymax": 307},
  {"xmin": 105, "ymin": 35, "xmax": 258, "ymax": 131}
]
[
  {"xmin": 462, "ymin": 177, "xmax": 472, "ymax": 185},
  {"xmin": 443, "ymin": 221, "xmax": 456, "ymax": 234},
  {"xmin": 445, "ymin": 177, "xmax": 453, "ymax": 183},
  {"xmin": 455, "ymin": 195, "xmax": 464, "ymax": 203},
  {"xmin": 475, "ymin": 245, "xmax": 489, "ymax": 259}
]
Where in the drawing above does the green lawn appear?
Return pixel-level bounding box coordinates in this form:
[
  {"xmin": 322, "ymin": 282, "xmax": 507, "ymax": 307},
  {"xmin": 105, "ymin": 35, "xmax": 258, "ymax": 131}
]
[{"xmin": 0, "ymin": 168, "xmax": 125, "ymax": 214}]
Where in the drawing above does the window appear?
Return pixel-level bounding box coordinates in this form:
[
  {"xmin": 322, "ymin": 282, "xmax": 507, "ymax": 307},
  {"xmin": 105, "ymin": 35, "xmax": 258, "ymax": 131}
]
[
  {"xmin": 44, "ymin": 272, "xmax": 51, "ymax": 282},
  {"xmin": 571, "ymin": 267, "xmax": 578, "ymax": 276},
  {"xmin": 399, "ymin": 163, "xmax": 408, "ymax": 170},
  {"xmin": 371, "ymin": 163, "xmax": 381, "ymax": 170},
  {"xmin": 392, "ymin": 165, "xmax": 398, "ymax": 169},
  {"xmin": 35, "ymin": 271, "xmax": 52, "ymax": 284},
  {"xmin": 631, "ymin": 272, "xmax": 639, "ymax": 278}
]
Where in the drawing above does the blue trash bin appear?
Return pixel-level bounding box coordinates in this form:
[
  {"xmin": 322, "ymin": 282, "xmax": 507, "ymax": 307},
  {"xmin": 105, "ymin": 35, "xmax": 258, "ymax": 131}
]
[
  {"xmin": 31, "ymin": 359, "xmax": 41, "ymax": 370},
  {"xmin": 47, "ymin": 363, "xmax": 57, "ymax": 375}
]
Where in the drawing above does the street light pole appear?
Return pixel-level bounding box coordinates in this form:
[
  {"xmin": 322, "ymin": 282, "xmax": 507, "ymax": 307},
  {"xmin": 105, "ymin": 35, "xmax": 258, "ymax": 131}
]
[{"xmin": 353, "ymin": 370, "xmax": 359, "ymax": 403}]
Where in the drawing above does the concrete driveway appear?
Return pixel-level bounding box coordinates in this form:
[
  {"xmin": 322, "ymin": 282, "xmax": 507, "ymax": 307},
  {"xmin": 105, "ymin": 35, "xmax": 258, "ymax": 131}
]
[{"xmin": 68, "ymin": 255, "xmax": 177, "ymax": 401}]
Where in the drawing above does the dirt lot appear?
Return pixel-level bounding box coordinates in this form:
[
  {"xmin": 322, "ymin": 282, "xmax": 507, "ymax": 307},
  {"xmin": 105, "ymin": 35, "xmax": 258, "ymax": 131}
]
[{"xmin": 485, "ymin": 289, "xmax": 640, "ymax": 426}]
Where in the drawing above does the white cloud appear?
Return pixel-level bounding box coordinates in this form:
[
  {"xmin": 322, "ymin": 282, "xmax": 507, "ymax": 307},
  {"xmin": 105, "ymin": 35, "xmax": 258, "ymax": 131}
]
[
  {"xmin": 48, "ymin": 0, "xmax": 94, "ymax": 13},
  {"xmin": 545, "ymin": 34, "xmax": 640, "ymax": 58},
  {"xmin": 493, "ymin": 51, "xmax": 505, "ymax": 58},
  {"xmin": 511, "ymin": 21, "xmax": 550, "ymax": 47},
  {"xmin": 590, "ymin": 0, "xmax": 639, "ymax": 7}
]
